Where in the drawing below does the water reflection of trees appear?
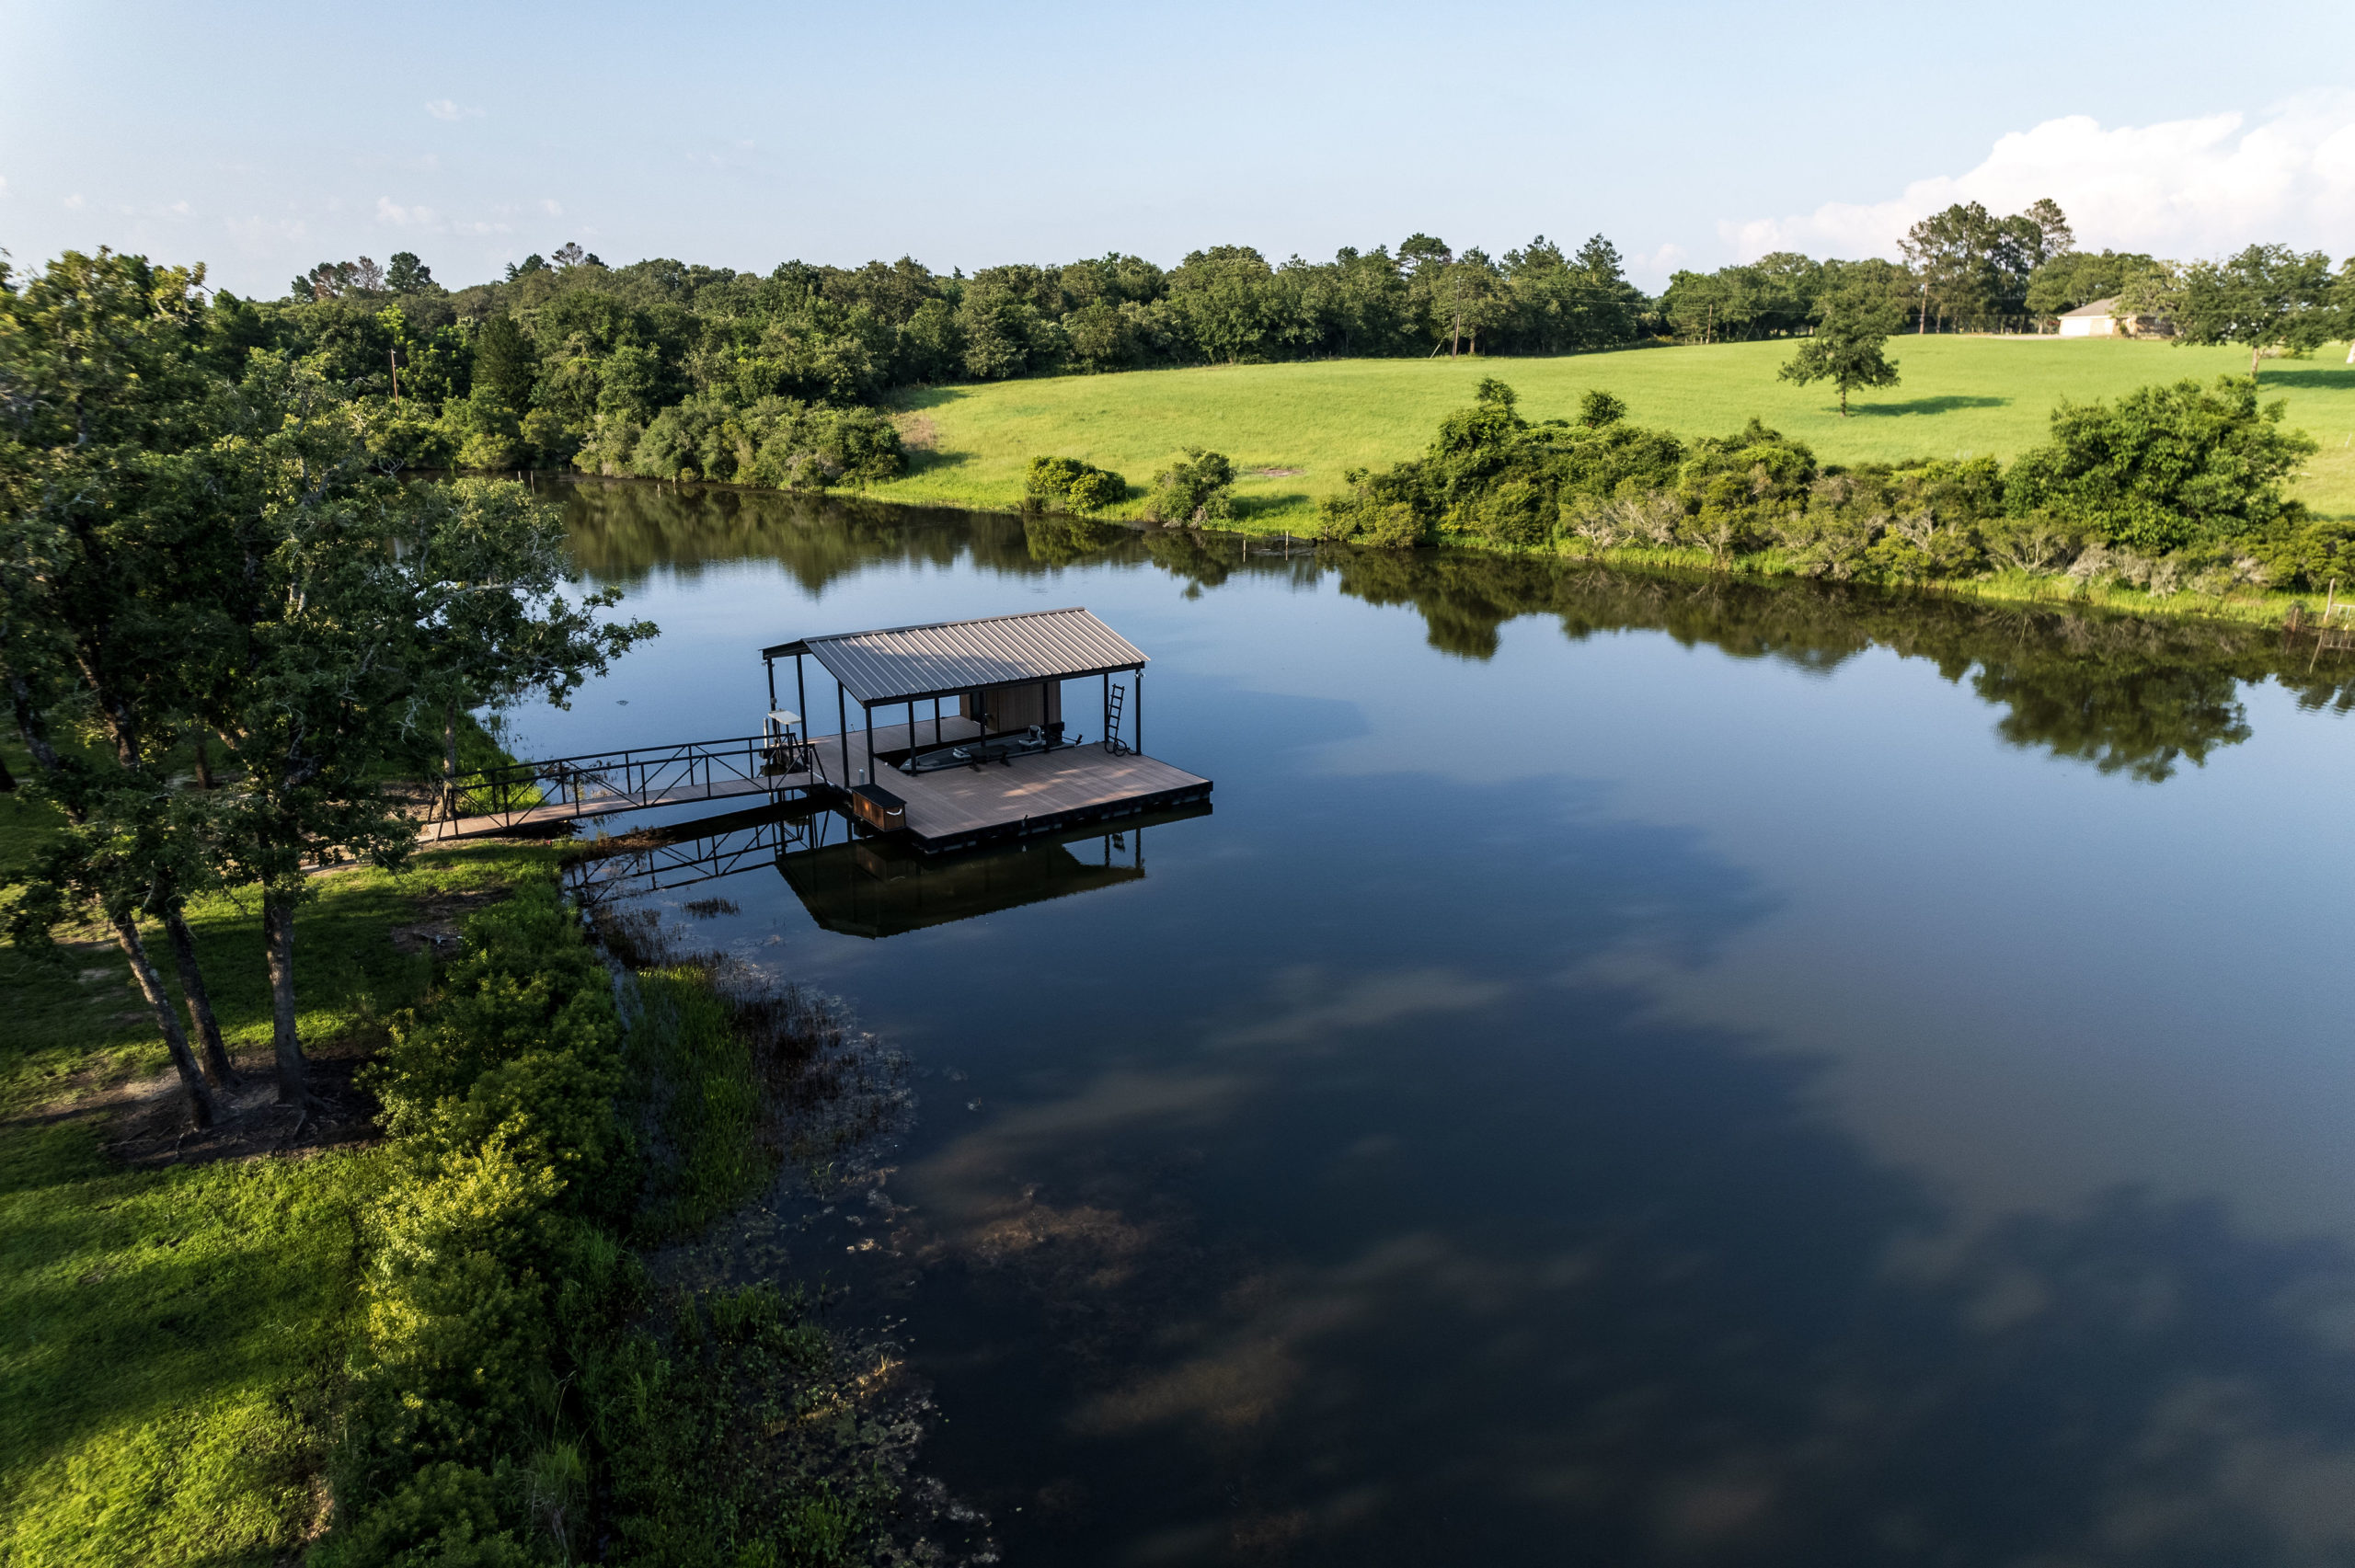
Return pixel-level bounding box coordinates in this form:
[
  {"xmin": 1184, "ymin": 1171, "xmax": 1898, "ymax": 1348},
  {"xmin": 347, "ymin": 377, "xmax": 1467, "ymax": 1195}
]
[{"xmin": 558, "ymin": 480, "xmax": 2355, "ymax": 784}]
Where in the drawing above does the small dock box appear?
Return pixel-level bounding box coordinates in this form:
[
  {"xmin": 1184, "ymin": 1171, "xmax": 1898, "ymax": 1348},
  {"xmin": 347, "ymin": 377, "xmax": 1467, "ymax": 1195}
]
[{"xmin": 848, "ymin": 783, "xmax": 907, "ymax": 833}]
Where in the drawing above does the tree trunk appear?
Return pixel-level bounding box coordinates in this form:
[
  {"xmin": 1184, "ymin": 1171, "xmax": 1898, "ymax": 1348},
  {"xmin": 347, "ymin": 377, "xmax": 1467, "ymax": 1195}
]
[
  {"xmin": 1840, "ymin": 383, "xmax": 1850, "ymax": 418},
  {"xmin": 263, "ymin": 891, "xmax": 309, "ymax": 1106},
  {"xmin": 192, "ymin": 728, "xmax": 214, "ymax": 791},
  {"xmin": 109, "ymin": 910, "xmax": 218, "ymax": 1127},
  {"xmin": 443, "ymin": 704, "xmax": 460, "ymax": 818},
  {"xmin": 164, "ymin": 902, "xmax": 236, "ymax": 1086},
  {"xmin": 0, "ymin": 751, "xmax": 13, "ymax": 793},
  {"xmin": 2252, "ymin": 343, "xmax": 2262, "ymax": 377}
]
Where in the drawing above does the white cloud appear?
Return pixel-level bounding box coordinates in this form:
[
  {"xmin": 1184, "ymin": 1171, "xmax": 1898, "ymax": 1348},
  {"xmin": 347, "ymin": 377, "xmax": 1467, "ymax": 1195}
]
[
  {"xmin": 375, "ymin": 195, "xmax": 438, "ymax": 227},
  {"xmin": 423, "ymin": 98, "xmax": 483, "ymax": 122},
  {"xmin": 1628, "ymin": 241, "xmax": 1687, "ymax": 288},
  {"xmin": 63, "ymin": 192, "xmax": 83, "ymax": 209},
  {"xmin": 1728, "ymin": 93, "xmax": 2355, "ymax": 264},
  {"xmin": 539, "ymin": 198, "xmax": 562, "ymax": 216}
]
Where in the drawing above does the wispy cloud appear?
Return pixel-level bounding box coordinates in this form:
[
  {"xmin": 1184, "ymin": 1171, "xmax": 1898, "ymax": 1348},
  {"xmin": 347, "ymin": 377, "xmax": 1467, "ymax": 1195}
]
[
  {"xmin": 375, "ymin": 195, "xmax": 438, "ymax": 227},
  {"xmin": 423, "ymin": 98, "xmax": 484, "ymax": 122},
  {"xmin": 1728, "ymin": 93, "xmax": 2355, "ymax": 263},
  {"xmin": 539, "ymin": 198, "xmax": 562, "ymax": 216}
]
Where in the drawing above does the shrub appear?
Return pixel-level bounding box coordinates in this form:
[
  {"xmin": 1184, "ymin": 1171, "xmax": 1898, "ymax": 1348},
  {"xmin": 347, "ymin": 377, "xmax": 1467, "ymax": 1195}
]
[
  {"xmin": 1577, "ymin": 388, "xmax": 1628, "ymax": 429},
  {"xmin": 331, "ymin": 882, "xmax": 630, "ymax": 1565},
  {"xmin": 1026, "ymin": 454, "xmax": 1130, "ymax": 512},
  {"xmin": 1143, "ymin": 446, "xmax": 1235, "ymax": 524},
  {"xmin": 2005, "ymin": 375, "xmax": 2317, "ymax": 555}
]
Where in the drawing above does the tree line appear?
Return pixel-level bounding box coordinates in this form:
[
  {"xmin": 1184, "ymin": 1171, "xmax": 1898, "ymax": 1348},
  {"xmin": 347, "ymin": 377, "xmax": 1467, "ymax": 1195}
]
[
  {"xmin": 1661, "ymin": 199, "xmax": 2355, "ymax": 354},
  {"xmin": 83, "ymin": 195, "xmax": 2355, "ymax": 502},
  {"xmin": 245, "ymin": 234, "xmax": 1649, "ymax": 485}
]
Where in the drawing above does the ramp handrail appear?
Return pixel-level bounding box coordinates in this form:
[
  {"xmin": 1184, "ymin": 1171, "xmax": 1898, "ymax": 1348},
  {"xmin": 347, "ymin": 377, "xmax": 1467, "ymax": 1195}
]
[{"xmin": 439, "ymin": 732, "xmax": 823, "ymax": 831}]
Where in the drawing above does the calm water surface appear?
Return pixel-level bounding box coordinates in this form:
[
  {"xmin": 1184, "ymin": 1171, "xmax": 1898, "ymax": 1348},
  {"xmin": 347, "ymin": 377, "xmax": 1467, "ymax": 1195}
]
[{"xmin": 522, "ymin": 481, "xmax": 2355, "ymax": 1565}]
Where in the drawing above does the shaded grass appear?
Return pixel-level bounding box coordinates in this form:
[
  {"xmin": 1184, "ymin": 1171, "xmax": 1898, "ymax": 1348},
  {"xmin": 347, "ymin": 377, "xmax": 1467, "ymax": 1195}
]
[
  {"xmin": 627, "ymin": 967, "xmax": 763, "ymax": 1239},
  {"xmin": 874, "ymin": 337, "xmax": 2355, "ymax": 526},
  {"xmin": 0, "ymin": 740, "xmax": 561, "ymax": 1566}
]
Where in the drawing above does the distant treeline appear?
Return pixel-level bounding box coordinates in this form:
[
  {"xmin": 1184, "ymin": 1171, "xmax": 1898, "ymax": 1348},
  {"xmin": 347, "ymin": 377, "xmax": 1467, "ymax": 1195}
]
[
  {"xmin": 98, "ymin": 197, "xmax": 2355, "ymax": 487},
  {"xmin": 239, "ymin": 235, "xmax": 1647, "ymax": 481}
]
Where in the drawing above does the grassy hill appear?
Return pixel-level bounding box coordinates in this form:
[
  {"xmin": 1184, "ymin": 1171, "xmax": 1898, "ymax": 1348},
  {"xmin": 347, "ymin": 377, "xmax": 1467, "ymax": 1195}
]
[{"xmin": 876, "ymin": 338, "xmax": 2355, "ymax": 527}]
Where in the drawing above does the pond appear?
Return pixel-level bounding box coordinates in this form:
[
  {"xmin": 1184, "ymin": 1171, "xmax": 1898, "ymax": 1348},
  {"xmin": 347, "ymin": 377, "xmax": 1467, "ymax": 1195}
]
[{"xmin": 518, "ymin": 477, "xmax": 2355, "ymax": 1565}]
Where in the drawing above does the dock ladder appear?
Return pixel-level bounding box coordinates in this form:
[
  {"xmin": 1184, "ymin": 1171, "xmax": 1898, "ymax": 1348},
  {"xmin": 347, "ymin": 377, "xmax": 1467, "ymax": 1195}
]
[{"xmin": 1103, "ymin": 681, "xmax": 1131, "ymax": 756}]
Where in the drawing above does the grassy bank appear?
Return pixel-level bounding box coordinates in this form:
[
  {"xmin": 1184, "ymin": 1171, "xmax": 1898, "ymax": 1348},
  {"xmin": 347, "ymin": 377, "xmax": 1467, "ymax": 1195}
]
[
  {"xmin": 3, "ymin": 732, "xmax": 932, "ymax": 1564},
  {"xmin": 0, "ymin": 738, "xmax": 557, "ymax": 1564},
  {"xmin": 875, "ymin": 338, "xmax": 2355, "ymax": 525}
]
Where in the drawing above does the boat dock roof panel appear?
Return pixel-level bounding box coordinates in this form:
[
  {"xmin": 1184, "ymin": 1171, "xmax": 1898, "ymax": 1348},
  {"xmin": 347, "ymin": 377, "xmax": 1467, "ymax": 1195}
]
[{"xmin": 764, "ymin": 607, "xmax": 1150, "ymax": 706}]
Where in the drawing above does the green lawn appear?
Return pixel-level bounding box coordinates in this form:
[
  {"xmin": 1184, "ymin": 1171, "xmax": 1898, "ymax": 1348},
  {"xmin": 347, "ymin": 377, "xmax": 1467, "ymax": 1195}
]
[
  {"xmin": 0, "ymin": 760, "xmax": 556, "ymax": 1567},
  {"xmin": 877, "ymin": 338, "xmax": 2355, "ymax": 527}
]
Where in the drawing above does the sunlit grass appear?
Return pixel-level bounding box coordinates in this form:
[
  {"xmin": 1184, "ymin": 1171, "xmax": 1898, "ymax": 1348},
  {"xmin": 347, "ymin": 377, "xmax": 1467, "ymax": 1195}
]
[
  {"xmin": 0, "ymin": 750, "xmax": 557, "ymax": 1566},
  {"xmin": 877, "ymin": 337, "xmax": 2355, "ymax": 527}
]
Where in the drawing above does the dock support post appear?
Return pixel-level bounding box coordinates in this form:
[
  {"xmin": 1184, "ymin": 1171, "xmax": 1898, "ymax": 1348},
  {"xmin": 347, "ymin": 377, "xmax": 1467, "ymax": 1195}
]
[
  {"xmin": 765, "ymin": 656, "xmax": 776, "ymax": 712},
  {"xmin": 865, "ymin": 704, "xmax": 875, "ymax": 785},
  {"xmin": 1135, "ymin": 668, "xmax": 1143, "ymax": 756},
  {"xmin": 836, "ymin": 678, "xmax": 847, "ymax": 783},
  {"xmin": 795, "ymin": 656, "xmax": 807, "ymax": 738},
  {"xmin": 1102, "ymin": 673, "xmax": 1110, "ymax": 750},
  {"xmin": 934, "ymin": 697, "xmax": 942, "ymax": 745}
]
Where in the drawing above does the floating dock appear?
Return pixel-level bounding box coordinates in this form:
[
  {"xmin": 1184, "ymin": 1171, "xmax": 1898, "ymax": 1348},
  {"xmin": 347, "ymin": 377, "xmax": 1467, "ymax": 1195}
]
[
  {"xmin": 424, "ymin": 606, "xmax": 1212, "ymax": 853},
  {"xmin": 805, "ymin": 718, "xmax": 1210, "ymax": 853}
]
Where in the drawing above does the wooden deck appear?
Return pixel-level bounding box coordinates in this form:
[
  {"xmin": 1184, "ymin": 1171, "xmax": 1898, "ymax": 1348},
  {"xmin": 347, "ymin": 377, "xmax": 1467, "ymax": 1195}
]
[{"xmin": 812, "ymin": 719, "xmax": 1212, "ymax": 853}]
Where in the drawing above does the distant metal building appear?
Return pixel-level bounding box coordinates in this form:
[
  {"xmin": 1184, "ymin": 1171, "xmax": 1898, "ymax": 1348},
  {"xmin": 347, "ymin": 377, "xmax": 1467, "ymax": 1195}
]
[{"xmin": 2056, "ymin": 297, "xmax": 2175, "ymax": 338}]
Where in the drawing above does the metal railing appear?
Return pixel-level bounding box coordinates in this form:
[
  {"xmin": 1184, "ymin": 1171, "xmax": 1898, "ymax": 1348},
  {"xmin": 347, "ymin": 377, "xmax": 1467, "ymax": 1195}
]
[{"xmin": 436, "ymin": 733, "xmax": 825, "ymax": 833}]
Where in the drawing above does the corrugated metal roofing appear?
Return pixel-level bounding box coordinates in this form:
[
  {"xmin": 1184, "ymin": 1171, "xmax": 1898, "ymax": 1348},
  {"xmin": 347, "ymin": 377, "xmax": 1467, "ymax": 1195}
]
[
  {"xmin": 2059, "ymin": 296, "xmax": 2121, "ymax": 316},
  {"xmin": 771, "ymin": 608, "xmax": 1149, "ymax": 706}
]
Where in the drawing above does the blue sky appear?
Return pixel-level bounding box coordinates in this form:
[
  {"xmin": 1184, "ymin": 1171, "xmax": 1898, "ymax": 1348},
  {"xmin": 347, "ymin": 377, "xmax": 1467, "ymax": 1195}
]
[{"xmin": 4, "ymin": 0, "xmax": 2352, "ymax": 296}]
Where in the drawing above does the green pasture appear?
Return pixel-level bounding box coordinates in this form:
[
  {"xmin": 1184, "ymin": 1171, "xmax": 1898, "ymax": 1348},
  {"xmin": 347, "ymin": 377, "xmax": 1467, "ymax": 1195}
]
[{"xmin": 878, "ymin": 338, "xmax": 2355, "ymax": 526}]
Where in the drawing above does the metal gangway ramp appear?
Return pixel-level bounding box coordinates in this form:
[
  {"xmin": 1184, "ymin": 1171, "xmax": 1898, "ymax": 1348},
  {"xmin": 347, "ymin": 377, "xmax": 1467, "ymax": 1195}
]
[{"xmin": 424, "ymin": 732, "xmax": 825, "ymax": 841}]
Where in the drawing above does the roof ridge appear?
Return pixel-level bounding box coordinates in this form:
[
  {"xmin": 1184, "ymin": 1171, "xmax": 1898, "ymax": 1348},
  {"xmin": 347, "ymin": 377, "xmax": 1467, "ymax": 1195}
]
[{"xmin": 800, "ymin": 606, "xmax": 1093, "ymax": 647}]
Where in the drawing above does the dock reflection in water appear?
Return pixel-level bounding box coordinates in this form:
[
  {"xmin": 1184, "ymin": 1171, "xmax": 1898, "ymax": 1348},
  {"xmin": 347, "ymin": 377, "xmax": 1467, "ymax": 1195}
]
[{"xmin": 569, "ymin": 799, "xmax": 1209, "ymax": 940}]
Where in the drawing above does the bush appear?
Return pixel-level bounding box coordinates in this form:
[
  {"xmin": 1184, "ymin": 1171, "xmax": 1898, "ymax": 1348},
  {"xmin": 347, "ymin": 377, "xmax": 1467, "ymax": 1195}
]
[
  {"xmin": 1143, "ymin": 446, "xmax": 1235, "ymax": 524},
  {"xmin": 2005, "ymin": 375, "xmax": 2317, "ymax": 555},
  {"xmin": 1026, "ymin": 454, "xmax": 1130, "ymax": 512},
  {"xmin": 330, "ymin": 882, "xmax": 630, "ymax": 1566}
]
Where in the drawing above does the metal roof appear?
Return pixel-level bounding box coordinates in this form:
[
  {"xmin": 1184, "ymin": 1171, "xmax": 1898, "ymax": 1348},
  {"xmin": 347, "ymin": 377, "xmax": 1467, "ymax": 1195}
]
[
  {"xmin": 764, "ymin": 607, "xmax": 1149, "ymax": 707},
  {"xmin": 2059, "ymin": 296, "xmax": 2121, "ymax": 316}
]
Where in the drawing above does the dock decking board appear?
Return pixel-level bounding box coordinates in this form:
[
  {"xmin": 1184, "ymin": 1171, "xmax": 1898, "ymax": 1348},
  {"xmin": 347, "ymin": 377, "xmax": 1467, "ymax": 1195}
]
[{"xmin": 810, "ymin": 722, "xmax": 1211, "ymax": 851}]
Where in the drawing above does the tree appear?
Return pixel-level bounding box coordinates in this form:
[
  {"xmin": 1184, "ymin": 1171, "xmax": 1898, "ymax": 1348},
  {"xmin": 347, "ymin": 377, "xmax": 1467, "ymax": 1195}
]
[
  {"xmin": 2026, "ymin": 250, "xmax": 2162, "ymax": 317},
  {"xmin": 385, "ymin": 252, "xmax": 435, "ymax": 293},
  {"xmin": 2169, "ymin": 244, "xmax": 2338, "ymax": 376},
  {"xmin": 472, "ymin": 313, "xmax": 539, "ymax": 413},
  {"xmin": 0, "ymin": 249, "xmax": 247, "ymax": 1116},
  {"xmin": 404, "ymin": 478, "xmax": 654, "ymax": 807},
  {"xmin": 1777, "ymin": 285, "xmax": 1903, "ymax": 416}
]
